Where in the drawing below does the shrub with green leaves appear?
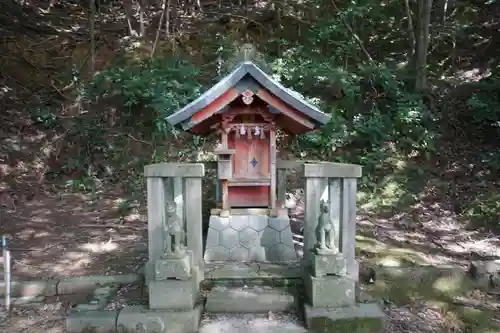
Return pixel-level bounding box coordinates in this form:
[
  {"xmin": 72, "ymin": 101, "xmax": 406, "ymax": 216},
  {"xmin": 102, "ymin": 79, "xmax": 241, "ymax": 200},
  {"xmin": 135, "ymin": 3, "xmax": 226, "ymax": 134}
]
[
  {"xmin": 268, "ymin": 47, "xmax": 434, "ymax": 177},
  {"xmin": 87, "ymin": 56, "xmax": 206, "ymax": 139}
]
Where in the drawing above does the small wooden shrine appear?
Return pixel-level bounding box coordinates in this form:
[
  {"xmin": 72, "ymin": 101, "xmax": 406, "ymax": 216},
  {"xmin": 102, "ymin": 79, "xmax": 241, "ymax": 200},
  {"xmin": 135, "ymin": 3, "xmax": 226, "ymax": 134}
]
[{"xmin": 167, "ymin": 57, "xmax": 331, "ymax": 211}]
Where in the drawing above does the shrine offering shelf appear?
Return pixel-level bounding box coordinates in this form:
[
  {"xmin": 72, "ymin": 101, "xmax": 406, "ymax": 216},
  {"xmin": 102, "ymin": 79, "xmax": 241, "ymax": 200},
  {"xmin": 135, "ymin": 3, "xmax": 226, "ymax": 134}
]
[{"xmin": 227, "ymin": 178, "xmax": 271, "ymax": 186}]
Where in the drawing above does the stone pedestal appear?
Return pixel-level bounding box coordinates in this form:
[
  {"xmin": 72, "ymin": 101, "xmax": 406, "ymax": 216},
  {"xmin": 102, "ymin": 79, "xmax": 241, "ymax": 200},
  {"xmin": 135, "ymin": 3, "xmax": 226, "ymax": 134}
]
[
  {"xmin": 305, "ymin": 275, "xmax": 356, "ymax": 307},
  {"xmin": 149, "ymin": 278, "xmax": 199, "ymax": 310},
  {"xmin": 148, "ymin": 251, "xmax": 200, "ymax": 311},
  {"xmin": 312, "ymin": 252, "xmax": 347, "ymax": 277},
  {"xmin": 304, "ymin": 251, "xmax": 385, "ymax": 332},
  {"xmin": 155, "ymin": 251, "xmax": 192, "ymax": 281}
]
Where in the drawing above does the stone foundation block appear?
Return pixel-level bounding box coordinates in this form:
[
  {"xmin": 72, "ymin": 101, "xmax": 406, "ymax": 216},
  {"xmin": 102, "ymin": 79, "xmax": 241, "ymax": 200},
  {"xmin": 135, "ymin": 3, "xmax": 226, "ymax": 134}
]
[
  {"xmin": 66, "ymin": 310, "xmax": 119, "ymax": 333},
  {"xmin": 148, "ymin": 279, "xmax": 198, "ymax": 310},
  {"xmin": 155, "ymin": 253, "xmax": 192, "ymax": 280},
  {"xmin": 117, "ymin": 304, "xmax": 203, "ymax": 333},
  {"xmin": 312, "ymin": 252, "xmax": 347, "ymax": 277},
  {"xmin": 204, "ymin": 214, "xmax": 296, "ymax": 262},
  {"xmin": 305, "ymin": 275, "xmax": 356, "ymax": 308},
  {"xmin": 304, "ymin": 303, "xmax": 385, "ymax": 333}
]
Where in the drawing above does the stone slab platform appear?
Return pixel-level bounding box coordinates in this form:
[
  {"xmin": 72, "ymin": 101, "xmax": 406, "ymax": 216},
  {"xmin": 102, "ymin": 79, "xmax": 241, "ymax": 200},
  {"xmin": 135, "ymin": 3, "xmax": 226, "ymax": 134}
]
[
  {"xmin": 205, "ymin": 285, "xmax": 297, "ymax": 313},
  {"xmin": 205, "ymin": 261, "xmax": 302, "ymax": 279},
  {"xmin": 304, "ymin": 303, "xmax": 385, "ymax": 333}
]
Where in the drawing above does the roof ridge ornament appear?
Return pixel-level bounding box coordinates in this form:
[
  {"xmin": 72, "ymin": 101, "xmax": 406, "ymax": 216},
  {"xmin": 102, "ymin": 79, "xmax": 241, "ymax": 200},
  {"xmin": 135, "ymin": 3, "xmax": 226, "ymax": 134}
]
[
  {"xmin": 241, "ymin": 43, "xmax": 255, "ymax": 62},
  {"xmin": 221, "ymin": 43, "xmax": 270, "ymax": 75}
]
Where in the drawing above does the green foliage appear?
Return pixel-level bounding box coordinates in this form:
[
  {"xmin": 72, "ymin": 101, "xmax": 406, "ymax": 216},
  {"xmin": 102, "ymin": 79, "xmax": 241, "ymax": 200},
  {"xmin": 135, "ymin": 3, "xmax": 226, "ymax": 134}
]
[
  {"xmin": 65, "ymin": 175, "xmax": 98, "ymax": 193},
  {"xmin": 466, "ymin": 77, "xmax": 500, "ymax": 140},
  {"xmin": 30, "ymin": 106, "xmax": 59, "ymax": 129},
  {"xmin": 466, "ymin": 192, "xmax": 500, "ymax": 230},
  {"xmin": 270, "ymin": 46, "xmax": 434, "ymax": 184},
  {"xmin": 45, "ymin": 55, "xmax": 210, "ymax": 191},
  {"xmin": 87, "ymin": 56, "xmax": 205, "ymax": 139}
]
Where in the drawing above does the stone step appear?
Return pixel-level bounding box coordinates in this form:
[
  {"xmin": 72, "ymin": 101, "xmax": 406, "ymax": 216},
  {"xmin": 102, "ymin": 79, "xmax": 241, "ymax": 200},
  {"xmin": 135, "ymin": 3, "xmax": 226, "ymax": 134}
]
[
  {"xmin": 199, "ymin": 313, "xmax": 307, "ymax": 333},
  {"xmin": 205, "ymin": 261, "xmax": 302, "ymax": 279},
  {"xmin": 205, "ymin": 284, "xmax": 298, "ymax": 313}
]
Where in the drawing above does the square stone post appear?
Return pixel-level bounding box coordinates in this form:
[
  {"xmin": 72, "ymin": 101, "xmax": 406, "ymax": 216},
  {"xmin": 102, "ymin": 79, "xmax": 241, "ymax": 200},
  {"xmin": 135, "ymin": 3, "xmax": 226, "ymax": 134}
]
[
  {"xmin": 303, "ymin": 174, "xmax": 328, "ymax": 263},
  {"xmin": 340, "ymin": 177, "xmax": 358, "ymax": 280},
  {"xmin": 277, "ymin": 168, "xmax": 287, "ymax": 206},
  {"xmin": 173, "ymin": 177, "xmax": 184, "ymax": 227},
  {"xmin": 328, "ymin": 179, "xmax": 342, "ymax": 253},
  {"xmin": 185, "ymin": 176, "xmax": 203, "ymax": 272},
  {"xmin": 146, "ymin": 177, "xmax": 167, "ymax": 264}
]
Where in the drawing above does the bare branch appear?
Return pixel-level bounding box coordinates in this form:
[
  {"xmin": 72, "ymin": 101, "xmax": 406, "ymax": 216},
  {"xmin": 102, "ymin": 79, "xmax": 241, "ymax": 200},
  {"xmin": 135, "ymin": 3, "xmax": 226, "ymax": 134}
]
[
  {"xmin": 329, "ymin": 0, "xmax": 374, "ymax": 64},
  {"xmin": 152, "ymin": 0, "xmax": 167, "ymax": 58}
]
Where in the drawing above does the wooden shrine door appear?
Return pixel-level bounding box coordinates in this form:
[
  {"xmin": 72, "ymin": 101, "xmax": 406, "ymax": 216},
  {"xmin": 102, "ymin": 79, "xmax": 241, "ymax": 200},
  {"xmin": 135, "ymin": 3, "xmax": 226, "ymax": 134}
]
[{"xmin": 228, "ymin": 132, "xmax": 270, "ymax": 207}]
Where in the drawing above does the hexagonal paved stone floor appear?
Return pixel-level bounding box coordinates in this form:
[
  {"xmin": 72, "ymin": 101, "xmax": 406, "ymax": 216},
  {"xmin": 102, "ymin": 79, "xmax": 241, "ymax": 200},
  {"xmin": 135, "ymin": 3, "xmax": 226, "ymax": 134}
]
[{"xmin": 204, "ymin": 215, "xmax": 297, "ymax": 262}]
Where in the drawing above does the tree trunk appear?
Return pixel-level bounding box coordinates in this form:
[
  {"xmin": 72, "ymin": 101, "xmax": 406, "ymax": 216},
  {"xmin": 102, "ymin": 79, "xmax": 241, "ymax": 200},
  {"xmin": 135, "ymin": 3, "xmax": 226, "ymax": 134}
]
[
  {"xmin": 404, "ymin": 0, "xmax": 415, "ymax": 66},
  {"xmin": 123, "ymin": 0, "xmax": 137, "ymax": 36},
  {"xmin": 89, "ymin": 0, "xmax": 96, "ymax": 75},
  {"xmin": 138, "ymin": 0, "xmax": 147, "ymax": 37},
  {"xmin": 414, "ymin": 0, "xmax": 433, "ymax": 92},
  {"xmin": 438, "ymin": 0, "xmax": 449, "ymax": 24},
  {"xmin": 165, "ymin": 0, "xmax": 172, "ymax": 37}
]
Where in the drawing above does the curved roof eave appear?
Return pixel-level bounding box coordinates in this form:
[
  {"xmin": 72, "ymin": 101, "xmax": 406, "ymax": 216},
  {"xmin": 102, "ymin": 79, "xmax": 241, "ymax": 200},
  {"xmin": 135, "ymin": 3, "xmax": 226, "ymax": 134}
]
[{"xmin": 166, "ymin": 61, "xmax": 331, "ymax": 127}]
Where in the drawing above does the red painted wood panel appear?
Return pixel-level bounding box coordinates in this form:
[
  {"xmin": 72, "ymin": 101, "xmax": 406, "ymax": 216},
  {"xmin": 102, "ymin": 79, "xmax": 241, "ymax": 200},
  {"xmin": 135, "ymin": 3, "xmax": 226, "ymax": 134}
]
[
  {"xmin": 228, "ymin": 186, "xmax": 270, "ymax": 207},
  {"xmin": 228, "ymin": 133, "xmax": 270, "ymax": 179},
  {"xmin": 256, "ymin": 88, "xmax": 315, "ymax": 130},
  {"xmin": 190, "ymin": 88, "xmax": 239, "ymax": 126}
]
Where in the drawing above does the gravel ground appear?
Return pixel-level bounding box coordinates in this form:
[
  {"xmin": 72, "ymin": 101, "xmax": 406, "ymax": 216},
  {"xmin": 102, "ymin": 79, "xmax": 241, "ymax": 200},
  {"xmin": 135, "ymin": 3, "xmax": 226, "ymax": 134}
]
[{"xmin": 0, "ymin": 303, "xmax": 67, "ymax": 333}]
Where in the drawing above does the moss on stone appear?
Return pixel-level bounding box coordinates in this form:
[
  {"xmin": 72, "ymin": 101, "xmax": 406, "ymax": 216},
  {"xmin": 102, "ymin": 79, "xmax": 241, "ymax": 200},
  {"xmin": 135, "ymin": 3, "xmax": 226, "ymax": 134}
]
[
  {"xmin": 309, "ymin": 316, "xmax": 384, "ymax": 333},
  {"xmin": 364, "ymin": 266, "xmax": 479, "ymax": 305}
]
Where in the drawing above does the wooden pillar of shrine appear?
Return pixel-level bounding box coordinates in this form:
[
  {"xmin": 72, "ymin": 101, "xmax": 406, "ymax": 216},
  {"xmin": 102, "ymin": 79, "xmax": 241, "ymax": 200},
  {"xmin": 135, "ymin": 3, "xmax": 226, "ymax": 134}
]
[{"xmin": 269, "ymin": 125, "xmax": 277, "ymax": 209}]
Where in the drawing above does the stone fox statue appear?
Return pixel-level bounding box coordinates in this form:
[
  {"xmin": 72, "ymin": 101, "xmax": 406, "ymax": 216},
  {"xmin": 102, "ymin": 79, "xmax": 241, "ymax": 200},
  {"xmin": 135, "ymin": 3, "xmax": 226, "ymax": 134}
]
[
  {"xmin": 315, "ymin": 200, "xmax": 338, "ymax": 253},
  {"xmin": 164, "ymin": 201, "xmax": 185, "ymax": 255}
]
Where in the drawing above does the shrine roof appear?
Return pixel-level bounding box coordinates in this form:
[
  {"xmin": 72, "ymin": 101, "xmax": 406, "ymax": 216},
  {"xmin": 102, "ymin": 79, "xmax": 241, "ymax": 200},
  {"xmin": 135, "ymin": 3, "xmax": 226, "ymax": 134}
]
[{"xmin": 166, "ymin": 61, "xmax": 331, "ymax": 129}]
